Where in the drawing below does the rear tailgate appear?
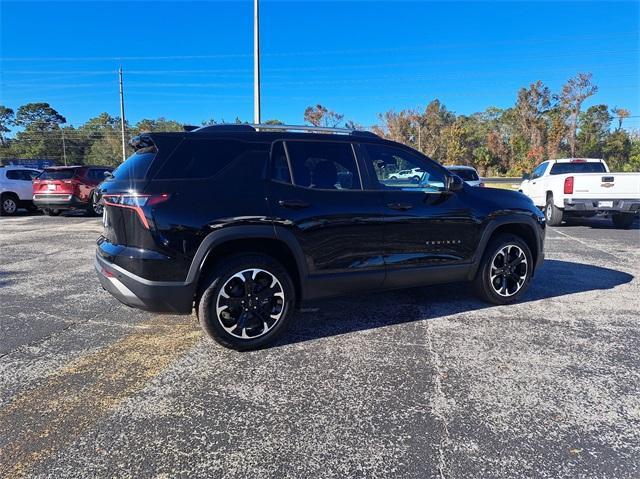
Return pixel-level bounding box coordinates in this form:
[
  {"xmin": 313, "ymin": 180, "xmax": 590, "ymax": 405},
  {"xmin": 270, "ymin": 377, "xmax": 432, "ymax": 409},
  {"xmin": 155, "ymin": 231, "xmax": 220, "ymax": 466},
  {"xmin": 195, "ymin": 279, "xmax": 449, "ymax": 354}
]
[
  {"xmin": 572, "ymin": 173, "xmax": 640, "ymax": 199},
  {"xmin": 33, "ymin": 168, "xmax": 79, "ymax": 195}
]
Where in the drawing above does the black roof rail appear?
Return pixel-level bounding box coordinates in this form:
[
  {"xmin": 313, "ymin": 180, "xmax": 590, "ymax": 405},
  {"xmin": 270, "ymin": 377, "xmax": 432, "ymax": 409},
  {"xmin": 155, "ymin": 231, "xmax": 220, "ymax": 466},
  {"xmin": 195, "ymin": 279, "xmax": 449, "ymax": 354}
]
[
  {"xmin": 193, "ymin": 124, "xmax": 256, "ymax": 133},
  {"xmin": 252, "ymin": 124, "xmax": 380, "ymax": 138},
  {"xmin": 186, "ymin": 123, "xmax": 380, "ymax": 138}
]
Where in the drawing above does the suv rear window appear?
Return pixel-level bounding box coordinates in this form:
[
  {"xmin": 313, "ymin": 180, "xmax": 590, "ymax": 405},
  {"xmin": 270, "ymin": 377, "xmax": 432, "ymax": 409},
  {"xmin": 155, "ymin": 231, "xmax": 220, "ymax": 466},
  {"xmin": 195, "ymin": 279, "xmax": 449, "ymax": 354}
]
[
  {"xmin": 549, "ymin": 162, "xmax": 606, "ymax": 175},
  {"xmin": 449, "ymin": 168, "xmax": 478, "ymax": 181},
  {"xmin": 112, "ymin": 147, "xmax": 157, "ymax": 180},
  {"xmin": 39, "ymin": 168, "xmax": 78, "ymax": 180},
  {"xmin": 156, "ymin": 139, "xmax": 247, "ymax": 180}
]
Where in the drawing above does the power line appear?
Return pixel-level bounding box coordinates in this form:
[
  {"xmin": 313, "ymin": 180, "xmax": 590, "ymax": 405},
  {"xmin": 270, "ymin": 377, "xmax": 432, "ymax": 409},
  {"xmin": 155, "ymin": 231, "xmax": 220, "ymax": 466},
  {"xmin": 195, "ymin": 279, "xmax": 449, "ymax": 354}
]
[{"xmin": 1, "ymin": 31, "xmax": 637, "ymax": 62}]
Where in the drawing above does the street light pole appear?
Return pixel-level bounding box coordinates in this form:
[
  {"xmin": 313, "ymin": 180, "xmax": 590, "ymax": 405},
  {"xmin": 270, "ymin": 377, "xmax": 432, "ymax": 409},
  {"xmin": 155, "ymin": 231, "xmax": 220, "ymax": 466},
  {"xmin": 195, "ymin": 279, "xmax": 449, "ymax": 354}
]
[
  {"xmin": 118, "ymin": 67, "xmax": 127, "ymax": 162},
  {"xmin": 253, "ymin": 0, "xmax": 261, "ymax": 124}
]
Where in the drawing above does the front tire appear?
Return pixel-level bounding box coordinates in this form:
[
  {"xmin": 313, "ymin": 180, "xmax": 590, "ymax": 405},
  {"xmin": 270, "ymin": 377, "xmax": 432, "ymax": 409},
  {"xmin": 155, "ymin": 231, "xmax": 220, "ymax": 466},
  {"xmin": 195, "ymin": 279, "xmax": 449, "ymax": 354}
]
[
  {"xmin": 612, "ymin": 213, "xmax": 636, "ymax": 229},
  {"xmin": 545, "ymin": 196, "xmax": 564, "ymax": 226},
  {"xmin": 473, "ymin": 233, "xmax": 533, "ymax": 305},
  {"xmin": 197, "ymin": 254, "xmax": 295, "ymax": 351},
  {"xmin": 87, "ymin": 192, "xmax": 103, "ymax": 217}
]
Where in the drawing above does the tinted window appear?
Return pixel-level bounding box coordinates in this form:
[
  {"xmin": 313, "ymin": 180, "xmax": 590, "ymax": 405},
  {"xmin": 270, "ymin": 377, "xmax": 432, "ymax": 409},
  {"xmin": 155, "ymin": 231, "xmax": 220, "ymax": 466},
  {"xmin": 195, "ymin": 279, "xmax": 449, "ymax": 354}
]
[
  {"xmin": 285, "ymin": 141, "xmax": 361, "ymax": 190},
  {"xmin": 549, "ymin": 162, "xmax": 606, "ymax": 175},
  {"xmin": 448, "ymin": 168, "xmax": 478, "ymax": 181},
  {"xmin": 6, "ymin": 170, "xmax": 30, "ymax": 180},
  {"xmin": 363, "ymin": 144, "xmax": 446, "ymax": 192},
  {"xmin": 87, "ymin": 168, "xmax": 110, "ymax": 181},
  {"xmin": 39, "ymin": 168, "xmax": 77, "ymax": 180},
  {"xmin": 531, "ymin": 163, "xmax": 547, "ymax": 179},
  {"xmin": 271, "ymin": 142, "xmax": 291, "ymax": 183},
  {"xmin": 156, "ymin": 139, "xmax": 248, "ymax": 180},
  {"xmin": 112, "ymin": 147, "xmax": 157, "ymax": 180}
]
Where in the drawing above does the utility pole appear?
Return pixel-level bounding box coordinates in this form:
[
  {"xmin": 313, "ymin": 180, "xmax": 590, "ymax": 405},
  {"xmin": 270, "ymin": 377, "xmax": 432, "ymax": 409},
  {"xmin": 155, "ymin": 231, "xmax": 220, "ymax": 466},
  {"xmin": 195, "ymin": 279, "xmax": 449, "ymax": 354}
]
[
  {"xmin": 118, "ymin": 67, "xmax": 127, "ymax": 162},
  {"xmin": 61, "ymin": 128, "xmax": 67, "ymax": 166},
  {"xmin": 417, "ymin": 124, "xmax": 422, "ymax": 152},
  {"xmin": 253, "ymin": 0, "xmax": 261, "ymax": 124}
]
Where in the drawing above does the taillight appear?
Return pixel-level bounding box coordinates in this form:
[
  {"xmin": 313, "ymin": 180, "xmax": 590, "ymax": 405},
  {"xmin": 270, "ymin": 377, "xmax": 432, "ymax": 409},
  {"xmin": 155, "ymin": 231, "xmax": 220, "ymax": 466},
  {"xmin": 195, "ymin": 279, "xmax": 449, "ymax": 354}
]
[
  {"xmin": 102, "ymin": 194, "xmax": 170, "ymax": 229},
  {"xmin": 564, "ymin": 176, "xmax": 574, "ymax": 194}
]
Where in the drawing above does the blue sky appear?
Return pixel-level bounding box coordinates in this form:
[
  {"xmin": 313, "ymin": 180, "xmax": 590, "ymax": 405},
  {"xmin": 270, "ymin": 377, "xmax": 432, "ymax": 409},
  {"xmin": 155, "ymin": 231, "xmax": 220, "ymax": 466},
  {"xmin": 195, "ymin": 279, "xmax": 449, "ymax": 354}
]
[{"xmin": 1, "ymin": 1, "xmax": 638, "ymax": 129}]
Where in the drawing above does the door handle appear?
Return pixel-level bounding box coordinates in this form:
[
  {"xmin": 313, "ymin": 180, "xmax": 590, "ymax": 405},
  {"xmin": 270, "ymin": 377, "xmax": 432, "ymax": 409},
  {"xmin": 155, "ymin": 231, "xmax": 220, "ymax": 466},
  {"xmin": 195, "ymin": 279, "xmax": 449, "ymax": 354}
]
[
  {"xmin": 278, "ymin": 199, "xmax": 310, "ymax": 209},
  {"xmin": 387, "ymin": 202, "xmax": 413, "ymax": 211}
]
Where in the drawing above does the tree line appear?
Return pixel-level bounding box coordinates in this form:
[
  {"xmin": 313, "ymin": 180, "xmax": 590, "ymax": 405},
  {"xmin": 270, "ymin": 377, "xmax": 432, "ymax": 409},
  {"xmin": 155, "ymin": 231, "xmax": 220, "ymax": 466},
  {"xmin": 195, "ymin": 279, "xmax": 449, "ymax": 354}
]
[{"xmin": 0, "ymin": 72, "xmax": 637, "ymax": 175}]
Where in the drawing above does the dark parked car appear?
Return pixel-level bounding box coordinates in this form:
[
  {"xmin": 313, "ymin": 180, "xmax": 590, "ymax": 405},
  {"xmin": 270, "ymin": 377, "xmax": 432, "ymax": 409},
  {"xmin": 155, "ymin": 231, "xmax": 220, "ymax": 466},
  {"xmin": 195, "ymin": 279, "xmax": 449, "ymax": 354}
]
[
  {"xmin": 33, "ymin": 166, "xmax": 113, "ymax": 216},
  {"xmin": 96, "ymin": 125, "xmax": 545, "ymax": 350}
]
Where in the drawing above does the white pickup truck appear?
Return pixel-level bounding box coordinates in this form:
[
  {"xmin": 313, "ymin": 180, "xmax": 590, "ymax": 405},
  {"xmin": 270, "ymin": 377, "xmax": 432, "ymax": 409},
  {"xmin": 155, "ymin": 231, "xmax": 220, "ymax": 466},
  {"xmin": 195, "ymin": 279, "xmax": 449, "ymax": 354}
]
[{"xmin": 519, "ymin": 158, "xmax": 640, "ymax": 228}]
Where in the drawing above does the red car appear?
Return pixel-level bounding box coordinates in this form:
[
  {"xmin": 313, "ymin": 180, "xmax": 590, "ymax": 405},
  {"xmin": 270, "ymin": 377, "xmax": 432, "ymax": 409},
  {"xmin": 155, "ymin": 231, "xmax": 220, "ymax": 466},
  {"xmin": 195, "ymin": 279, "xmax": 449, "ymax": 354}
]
[{"xmin": 33, "ymin": 166, "xmax": 113, "ymax": 216}]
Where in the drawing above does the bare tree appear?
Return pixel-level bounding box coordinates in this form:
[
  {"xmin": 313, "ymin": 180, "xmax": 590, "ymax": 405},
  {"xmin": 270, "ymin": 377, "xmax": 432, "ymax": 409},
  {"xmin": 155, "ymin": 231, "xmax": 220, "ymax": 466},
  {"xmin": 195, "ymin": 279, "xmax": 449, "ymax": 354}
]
[
  {"xmin": 611, "ymin": 107, "xmax": 631, "ymax": 130},
  {"xmin": 560, "ymin": 73, "xmax": 598, "ymax": 156},
  {"xmin": 303, "ymin": 104, "xmax": 344, "ymax": 127}
]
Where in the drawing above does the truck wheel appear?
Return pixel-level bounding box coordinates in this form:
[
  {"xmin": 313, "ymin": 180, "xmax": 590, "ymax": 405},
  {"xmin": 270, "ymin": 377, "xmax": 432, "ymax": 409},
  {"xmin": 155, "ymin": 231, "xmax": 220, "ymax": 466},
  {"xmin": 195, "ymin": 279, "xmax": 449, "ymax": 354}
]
[
  {"xmin": 197, "ymin": 254, "xmax": 295, "ymax": 351},
  {"xmin": 611, "ymin": 213, "xmax": 635, "ymax": 229},
  {"xmin": 473, "ymin": 233, "xmax": 533, "ymax": 305},
  {"xmin": 545, "ymin": 196, "xmax": 564, "ymax": 226}
]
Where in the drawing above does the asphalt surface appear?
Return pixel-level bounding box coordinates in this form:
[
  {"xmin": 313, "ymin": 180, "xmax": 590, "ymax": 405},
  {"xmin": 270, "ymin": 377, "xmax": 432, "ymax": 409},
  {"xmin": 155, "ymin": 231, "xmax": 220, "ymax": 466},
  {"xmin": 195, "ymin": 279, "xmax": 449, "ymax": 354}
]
[{"xmin": 0, "ymin": 212, "xmax": 639, "ymax": 478}]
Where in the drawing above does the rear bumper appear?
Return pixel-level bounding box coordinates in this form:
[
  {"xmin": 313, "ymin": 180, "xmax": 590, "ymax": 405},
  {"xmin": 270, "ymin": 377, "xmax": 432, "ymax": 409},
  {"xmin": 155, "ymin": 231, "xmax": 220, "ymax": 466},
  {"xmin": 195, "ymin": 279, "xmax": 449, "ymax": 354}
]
[
  {"xmin": 563, "ymin": 198, "xmax": 640, "ymax": 214},
  {"xmin": 33, "ymin": 193, "xmax": 86, "ymax": 210},
  {"xmin": 95, "ymin": 254, "xmax": 195, "ymax": 314}
]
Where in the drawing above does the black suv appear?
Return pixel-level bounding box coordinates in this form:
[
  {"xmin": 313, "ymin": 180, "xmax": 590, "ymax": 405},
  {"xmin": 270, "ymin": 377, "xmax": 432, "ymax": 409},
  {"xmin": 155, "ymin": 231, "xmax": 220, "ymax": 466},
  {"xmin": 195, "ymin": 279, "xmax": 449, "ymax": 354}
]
[{"xmin": 96, "ymin": 125, "xmax": 545, "ymax": 350}]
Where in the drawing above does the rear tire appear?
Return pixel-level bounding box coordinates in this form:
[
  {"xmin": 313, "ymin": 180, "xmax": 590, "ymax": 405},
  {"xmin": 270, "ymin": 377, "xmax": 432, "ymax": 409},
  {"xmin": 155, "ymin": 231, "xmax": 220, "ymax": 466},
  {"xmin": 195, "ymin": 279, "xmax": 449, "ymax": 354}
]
[
  {"xmin": 545, "ymin": 196, "xmax": 564, "ymax": 226},
  {"xmin": 0, "ymin": 194, "xmax": 19, "ymax": 216},
  {"xmin": 473, "ymin": 233, "xmax": 533, "ymax": 305},
  {"xmin": 197, "ymin": 254, "xmax": 295, "ymax": 351},
  {"xmin": 612, "ymin": 213, "xmax": 635, "ymax": 229}
]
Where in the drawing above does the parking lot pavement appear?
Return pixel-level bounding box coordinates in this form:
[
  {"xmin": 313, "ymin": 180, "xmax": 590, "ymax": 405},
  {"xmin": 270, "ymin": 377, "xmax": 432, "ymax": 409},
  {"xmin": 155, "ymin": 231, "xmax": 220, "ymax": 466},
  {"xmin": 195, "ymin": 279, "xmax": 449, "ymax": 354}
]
[{"xmin": 0, "ymin": 215, "xmax": 638, "ymax": 478}]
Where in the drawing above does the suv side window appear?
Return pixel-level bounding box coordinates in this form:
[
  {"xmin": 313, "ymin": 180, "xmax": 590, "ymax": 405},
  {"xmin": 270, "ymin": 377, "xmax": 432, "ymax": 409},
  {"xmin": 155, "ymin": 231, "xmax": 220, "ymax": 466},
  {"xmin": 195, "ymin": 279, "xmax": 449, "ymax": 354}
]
[
  {"xmin": 531, "ymin": 162, "xmax": 547, "ymax": 179},
  {"xmin": 271, "ymin": 142, "xmax": 291, "ymax": 184},
  {"xmin": 156, "ymin": 139, "xmax": 247, "ymax": 180},
  {"xmin": 283, "ymin": 141, "xmax": 361, "ymax": 190},
  {"xmin": 361, "ymin": 143, "xmax": 446, "ymax": 192},
  {"xmin": 6, "ymin": 170, "xmax": 36, "ymax": 181}
]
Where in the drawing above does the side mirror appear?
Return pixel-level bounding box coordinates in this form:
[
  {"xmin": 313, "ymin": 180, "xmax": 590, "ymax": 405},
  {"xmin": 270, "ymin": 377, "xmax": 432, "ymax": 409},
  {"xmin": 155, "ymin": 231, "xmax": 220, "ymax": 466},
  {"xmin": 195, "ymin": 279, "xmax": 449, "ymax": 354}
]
[
  {"xmin": 522, "ymin": 173, "xmax": 530, "ymax": 180},
  {"xmin": 447, "ymin": 174, "xmax": 464, "ymax": 192}
]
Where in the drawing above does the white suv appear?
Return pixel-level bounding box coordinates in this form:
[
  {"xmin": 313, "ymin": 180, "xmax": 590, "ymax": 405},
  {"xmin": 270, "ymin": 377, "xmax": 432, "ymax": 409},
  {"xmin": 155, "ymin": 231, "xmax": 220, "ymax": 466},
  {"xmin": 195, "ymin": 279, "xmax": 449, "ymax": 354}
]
[
  {"xmin": 389, "ymin": 167, "xmax": 423, "ymax": 182},
  {"xmin": 0, "ymin": 166, "xmax": 41, "ymax": 215}
]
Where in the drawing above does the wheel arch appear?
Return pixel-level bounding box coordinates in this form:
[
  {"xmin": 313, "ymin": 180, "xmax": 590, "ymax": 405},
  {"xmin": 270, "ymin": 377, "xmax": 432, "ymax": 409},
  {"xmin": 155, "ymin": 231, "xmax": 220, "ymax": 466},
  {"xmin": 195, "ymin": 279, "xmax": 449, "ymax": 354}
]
[
  {"xmin": 188, "ymin": 225, "xmax": 307, "ymax": 303},
  {"xmin": 469, "ymin": 216, "xmax": 543, "ymax": 280}
]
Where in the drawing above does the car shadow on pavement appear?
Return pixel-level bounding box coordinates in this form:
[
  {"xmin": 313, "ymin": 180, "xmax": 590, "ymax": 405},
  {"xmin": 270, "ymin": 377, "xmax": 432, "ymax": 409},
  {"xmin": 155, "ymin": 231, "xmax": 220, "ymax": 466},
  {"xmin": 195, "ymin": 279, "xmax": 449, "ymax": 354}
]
[
  {"xmin": 563, "ymin": 216, "xmax": 639, "ymax": 230},
  {"xmin": 278, "ymin": 259, "xmax": 634, "ymax": 347}
]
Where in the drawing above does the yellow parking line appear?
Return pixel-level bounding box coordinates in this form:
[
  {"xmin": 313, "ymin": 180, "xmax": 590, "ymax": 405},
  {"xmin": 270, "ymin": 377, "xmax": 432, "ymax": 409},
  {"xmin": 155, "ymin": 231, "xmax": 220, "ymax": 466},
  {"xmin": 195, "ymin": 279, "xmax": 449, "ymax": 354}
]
[{"xmin": 0, "ymin": 316, "xmax": 201, "ymax": 478}]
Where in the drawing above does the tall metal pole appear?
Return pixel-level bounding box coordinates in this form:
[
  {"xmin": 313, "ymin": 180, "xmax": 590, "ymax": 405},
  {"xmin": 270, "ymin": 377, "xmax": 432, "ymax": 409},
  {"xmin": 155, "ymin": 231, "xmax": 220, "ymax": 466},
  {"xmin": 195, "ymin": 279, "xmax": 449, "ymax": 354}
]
[
  {"xmin": 118, "ymin": 67, "xmax": 127, "ymax": 162},
  {"xmin": 61, "ymin": 128, "xmax": 67, "ymax": 166},
  {"xmin": 253, "ymin": 0, "xmax": 261, "ymax": 124}
]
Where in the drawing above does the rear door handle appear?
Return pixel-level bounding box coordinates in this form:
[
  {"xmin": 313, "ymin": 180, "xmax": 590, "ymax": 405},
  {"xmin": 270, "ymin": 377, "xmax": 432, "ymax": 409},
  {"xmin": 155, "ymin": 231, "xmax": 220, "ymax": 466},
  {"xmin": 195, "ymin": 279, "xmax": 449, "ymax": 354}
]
[
  {"xmin": 387, "ymin": 202, "xmax": 413, "ymax": 211},
  {"xmin": 278, "ymin": 199, "xmax": 310, "ymax": 209}
]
